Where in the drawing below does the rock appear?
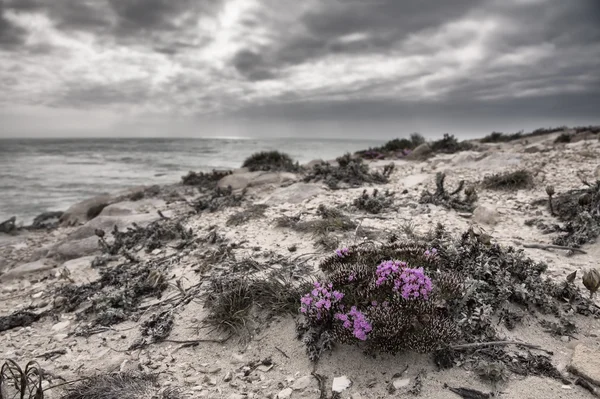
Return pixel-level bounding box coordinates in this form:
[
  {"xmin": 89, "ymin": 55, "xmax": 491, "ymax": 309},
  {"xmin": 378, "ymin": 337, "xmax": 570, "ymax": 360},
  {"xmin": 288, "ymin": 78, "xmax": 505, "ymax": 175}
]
[
  {"xmin": 0, "ymin": 216, "xmax": 17, "ymax": 234},
  {"xmin": 62, "ymin": 256, "xmax": 100, "ymax": 283},
  {"xmin": 248, "ymin": 172, "xmax": 298, "ymax": 188},
  {"xmin": 50, "ymin": 236, "xmax": 100, "ymax": 261},
  {"xmin": 30, "ymin": 211, "xmax": 63, "ymax": 229},
  {"xmin": 569, "ymin": 344, "xmax": 600, "ymax": 386},
  {"xmin": 473, "ymin": 205, "xmax": 499, "ymax": 226},
  {"xmin": 218, "ymin": 172, "xmax": 298, "ymax": 191},
  {"xmin": 332, "ymin": 376, "xmax": 352, "ymax": 393},
  {"xmin": 223, "ymin": 371, "xmax": 233, "ymax": 382},
  {"xmin": 59, "ymin": 186, "xmax": 148, "ymax": 226},
  {"xmin": 277, "ymin": 388, "xmax": 293, "ymax": 399},
  {"xmin": 99, "ymin": 199, "xmax": 166, "ymax": 217},
  {"xmin": 59, "ymin": 194, "xmax": 112, "ymax": 226},
  {"xmin": 392, "ymin": 378, "xmax": 411, "ymax": 389},
  {"xmin": 0, "ymin": 259, "xmax": 56, "ymax": 281},
  {"xmin": 524, "ymin": 144, "xmax": 543, "ymax": 153},
  {"xmin": 292, "ymin": 375, "xmax": 314, "ymax": 391},
  {"xmin": 51, "ymin": 320, "xmax": 71, "ymax": 331},
  {"xmin": 406, "ymin": 143, "xmax": 431, "ymax": 159},
  {"xmin": 218, "ymin": 172, "xmax": 263, "ymax": 191},
  {"xmin": 68, "ymin": 214, "xmax": 160, "ymax": 241},
  {"xmin": 264, "ymin": 183, "xmax": 325, "ymax": 205}
]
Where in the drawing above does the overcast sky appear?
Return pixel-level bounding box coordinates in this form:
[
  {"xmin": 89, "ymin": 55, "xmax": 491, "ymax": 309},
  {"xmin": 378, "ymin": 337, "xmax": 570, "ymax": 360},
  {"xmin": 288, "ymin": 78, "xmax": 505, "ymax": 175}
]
[{"xmin": 0, "ymin": 0, "xmax": 599, "ymax": 139}]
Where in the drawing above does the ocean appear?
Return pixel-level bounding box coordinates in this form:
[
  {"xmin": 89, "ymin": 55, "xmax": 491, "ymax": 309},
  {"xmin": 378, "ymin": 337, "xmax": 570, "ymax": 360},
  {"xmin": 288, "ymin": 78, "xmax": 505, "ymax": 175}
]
[{"xmin": 0, "ymin": 137, "xmax": 384, "ymax": 224}]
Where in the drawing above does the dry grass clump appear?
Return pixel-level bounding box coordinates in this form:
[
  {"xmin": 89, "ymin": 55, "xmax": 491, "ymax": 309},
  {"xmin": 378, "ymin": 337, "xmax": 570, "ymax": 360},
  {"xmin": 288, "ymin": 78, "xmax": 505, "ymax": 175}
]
[
  {"xmin": 353, "ymin": 188, "xmax": 395, "ymax": 214},
  {"xmin": 242, "ymin": 151, "xmax": 300, "ymax": 172},
  {"xmin": 60, "ymin": 372, "xmax": 180, "ymax": 399},
  {"xmin": 481, "ymin": 169, "xmax": 534, "ymax": 191},
  {"xmin": 355, "ymin": 133, "xmax": 425, "ymax": 159},
  {"xmin": 226, "ymin": 204, "xmax": 268, "ymax": 226}
]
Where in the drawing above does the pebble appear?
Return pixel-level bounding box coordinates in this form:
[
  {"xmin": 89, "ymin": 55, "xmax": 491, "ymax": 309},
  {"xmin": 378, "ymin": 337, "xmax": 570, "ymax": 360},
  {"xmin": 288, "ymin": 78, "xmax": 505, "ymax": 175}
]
[
  {"xmin": 277, "ymin": 388, "xmax": 293, "ymax": 399},
  {"xmin": 51, "ymin": 321, "xmax": 71, "ymax": 331},
  {"xmin": 224, "ymin": 371, "xmax": 233, "ymax": 382},
  {"xmin": 392, "ymin": 378, "xmax": 411, "ymax": 389},
  {"xmin": 332, "ymin": 376, "xmax": 352, "ymax": 393},
  {"xmin": 292, "ymin": 375, "xmax": 313, "ymax": 390}
]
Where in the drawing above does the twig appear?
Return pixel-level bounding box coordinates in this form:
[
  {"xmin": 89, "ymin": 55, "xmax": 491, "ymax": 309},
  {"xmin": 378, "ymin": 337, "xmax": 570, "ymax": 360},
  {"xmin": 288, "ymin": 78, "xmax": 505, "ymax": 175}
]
[
  {"xmin": 164, "ymin": 334, "xmax": 232, "ymax": 350},
  {"xmin": 521, "ymin": 243, "xmax": 587, "ymax": 254},
  {"xmin": 36, "ymin": 348, "xmax": 67, "ymax": 360},
  {"xmin": 573, "ymin": 376, "xmax": 600, "ymax": 397},
  {"xmin": 450, "ymin": 340, "xmax": 542, "ymax": 351},
  {"xmin": 311, "ymin": 372, "xmax": 327, "ymax": 399},
  {"xmin": 275, "ymin": 347, "xmax": 290, "ymax": 359}
]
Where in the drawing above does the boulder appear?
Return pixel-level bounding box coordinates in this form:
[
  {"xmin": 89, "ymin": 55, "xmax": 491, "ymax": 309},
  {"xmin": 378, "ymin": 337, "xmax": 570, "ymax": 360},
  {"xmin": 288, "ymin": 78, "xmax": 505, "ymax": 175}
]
[
  {"xmin": 31, "ymin": 211, "xmax": 63, "ymax": 229},
  {"xmin": 0, "ymin": 216, "xmax": 17, "ymax": 234},
  {"xmin": 59, "ymin": 186, "xmax": 148, "ymax": 226},
  {"xmin": 99, "ymin": 199, "xmax": 166, "ymax": 217},
  {"xmin": 569, "ymin": 344, "xmax": 600, "ymax": 386},
  {"xmin": 50, "ymin": 236, "xmax": 101, "ymax": 261},
  {"xmin": 217, "ymin": 172, "xmax": 298, "ymax": 191},
  {"xmin": 263, "ymin": 183, "xmax": 325, "ymax": 205},
  {"xmin": 247, "ymin": 172, "xmax": 298, "ymax": 188},
  {"xmin": 406, "ymin": 143, "xmax": 431, "ymax": 160},
  {"xmin": 68, "ymin": 213, "xmax": 160, "ymax": 241},
  {"xmin": 217, "ymin": 171, "xmax": 263, "ymax": 191},
  {"xmin": 0, "ymin": 258, "xmax": 56, "ymax": 281}
]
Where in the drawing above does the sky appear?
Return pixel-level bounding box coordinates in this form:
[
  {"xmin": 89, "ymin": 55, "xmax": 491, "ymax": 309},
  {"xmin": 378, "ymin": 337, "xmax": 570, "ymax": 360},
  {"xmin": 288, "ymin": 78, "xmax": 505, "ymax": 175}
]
[{"xmin": 0, "ymin": 0, "xmax": 599, "ymax": 139}]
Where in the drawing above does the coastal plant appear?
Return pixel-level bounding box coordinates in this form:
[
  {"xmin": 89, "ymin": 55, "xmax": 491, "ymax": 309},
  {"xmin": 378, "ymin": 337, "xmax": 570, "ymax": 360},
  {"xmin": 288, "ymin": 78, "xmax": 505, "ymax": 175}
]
[
  {"xmin": 353, "ymin": 188, "xmax": 394, "ymax": 214},
  {"xmin": 554, "ymin": 132, "xmax": 572, "ymax": 143},
  {"xmin": 304, "ymin": 153, "xmax": 393, "ymax": 189},
  {"xmin": 355, "ymin": 133, "xmax": 425, "ymax": 159},
  {"xmin": 60, "ymin": 372, "xmax": 181, "ymax": 399},
  {"xmin": 420, "ymin": 172, "xmax": 477, "ymax": 212},
  {"xmin": 242, "ymin": 151, "xmax": 300, "ymax": 172},
  {"xmin": 429, "ymin": 133, "xmax": 473, "ymax": 154},
  {"xmin": 481, "ymin": 169, "xmax": 534, "ymax": 191},
  {"xmin": 297, "ymin": 226, "xmax": 598, "ymax": 367},
  {"xmin": 480, "ymin": 131, "xmax": 524, "ymax": 143},
  {"xmin": 181, "ymin": 169, "xmax": 232, "ymax": 189},
  {"xmin": 192, "ymin": 186, "xmax": 246, "ymax": 213},
  {"xmin": 535, "ymin": 179, "xmax": 600, "ymax": 248}
]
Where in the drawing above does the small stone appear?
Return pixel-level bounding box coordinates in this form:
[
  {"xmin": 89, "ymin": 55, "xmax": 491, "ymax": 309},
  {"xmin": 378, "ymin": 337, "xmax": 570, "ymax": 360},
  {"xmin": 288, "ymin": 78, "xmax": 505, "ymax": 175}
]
[
  {"xmin": 392, "ymin": 378, "xmax": 411, "ymax": 389},
  {"xmin": 332, "ymin": 376, "xmax": 352, "ymax": 393},
  {"xmin": 569, "ymin": 344, "xmax": 600, "ymax": 386},
  {"xmin": 257, "ymin": 364, "xmax": 273, "ymax": 372},
  {"xmin": 51, "ymin": 321, "xmax": 71, "ymax": 331},
  {"xmin": 32, "ymin": 291, "xmax": 43, "ymax": 299},
  {"xmin": 561, "ymin": 336, "xmax": 569, "ymax": 343},
  {"xmin": 292, "ymin": 375, "xmax": 313, "ymax": 391},
  {"xmin": 53, "ymin": 334, "xmax": 69, "ymax": 341},
  {"xmin": 202, "ymin": 375, "xmax": 217, "ymax": 386},
  {"xmin": 277, "ymin": 388, "xmax": 293, "ymax": 399},
  {"xmin": 224, "ymin": 371, "xmax": 233, "ymax": 382}
]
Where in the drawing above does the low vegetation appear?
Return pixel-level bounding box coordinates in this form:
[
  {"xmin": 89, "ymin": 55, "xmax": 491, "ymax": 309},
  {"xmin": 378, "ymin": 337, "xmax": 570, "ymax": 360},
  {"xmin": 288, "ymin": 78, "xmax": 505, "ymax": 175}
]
[
  {"xmin": 481, "ymin": 169, "xmax": 534, "ymax": 191},
  {"xmin": 304, "ymin": 153, "xmax": 394, "ymax": 189},
  {"xmin": 296, "ymin": 225, "xmax": 598, "ymax": 382},
  {"xmin": 356, "ymin": 133, "xmax": 425, "ymax": 159},
  {"xmin": 429, "ymin": 133, "xmax": 474, "ymax": 154},
  {"xmin": 226, "ymin": 204, "xmax": 268, "ymax": 226},
  {"xmin": 353, "ymin": 189, "xmax": 395, "ymax": 214},
  {"xmin": 182, "ymin": 169, "xmax": 232, "ymax": 189},
  {"xmin": 242, "ymin": 151, "xmax": 300, "ymax": 172},
  {"xmin": 420, "ymin": 172, "xmax": 478, "ymax": 212}
]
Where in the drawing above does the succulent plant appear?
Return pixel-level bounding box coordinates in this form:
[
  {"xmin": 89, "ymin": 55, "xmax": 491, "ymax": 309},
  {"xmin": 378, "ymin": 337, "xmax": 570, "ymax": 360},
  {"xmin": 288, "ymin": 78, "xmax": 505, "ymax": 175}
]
[{"xmin": 582, "ymin": 269, "xmax": 600, "ymax": 298}]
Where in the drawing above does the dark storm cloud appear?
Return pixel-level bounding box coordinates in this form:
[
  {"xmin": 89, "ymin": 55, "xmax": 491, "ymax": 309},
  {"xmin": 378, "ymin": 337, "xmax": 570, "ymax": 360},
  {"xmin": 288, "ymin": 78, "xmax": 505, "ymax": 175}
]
[
  {"xmin": 0, "ymin": 1, "xmax": 27, "ymax": 46},
  {"xmin": 232, "ymin": 50, "xmax": 277, "ymax": 81}
]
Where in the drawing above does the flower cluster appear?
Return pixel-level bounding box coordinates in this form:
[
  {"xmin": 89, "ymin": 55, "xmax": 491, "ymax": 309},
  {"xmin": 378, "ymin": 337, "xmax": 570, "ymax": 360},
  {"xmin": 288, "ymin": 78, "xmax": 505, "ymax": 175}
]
[
  {"xmin": 335, "ymin": 306, "xmax": 372, "ymax": 340},
  {"xmin": 335, "ymin": 247, "xmax": 350, "ymax": 258},
  {"xmin": 300, "ymin": 282, "xmax": 344, "ymax": 320},
  {"xmin": 375, "ymin": 260, "xmax": 407, "ymax": 286},
  {"xmin": 375, "ymin": 260, "xmax": 433, "ymax": 300},
  {"xmin": 424, "ymin": 248, "xmax": 438, "ymax": 259},
  {"xmin": 394, "ymin": 267, "xmax": 433, "ymax": 300}
]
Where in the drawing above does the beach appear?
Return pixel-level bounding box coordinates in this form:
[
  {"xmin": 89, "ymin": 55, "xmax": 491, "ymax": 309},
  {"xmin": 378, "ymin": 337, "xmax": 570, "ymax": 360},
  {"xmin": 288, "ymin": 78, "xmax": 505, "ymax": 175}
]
[{"xmin": 1, "ymin": 129, "xmax": 600, "ymax": 399}]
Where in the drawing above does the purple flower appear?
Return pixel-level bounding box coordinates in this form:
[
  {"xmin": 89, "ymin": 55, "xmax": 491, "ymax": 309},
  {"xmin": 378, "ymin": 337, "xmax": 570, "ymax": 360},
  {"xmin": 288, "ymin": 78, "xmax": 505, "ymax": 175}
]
[{"xmin": 348, "ymin": 273, "xmax": 356, "ymax": 282}]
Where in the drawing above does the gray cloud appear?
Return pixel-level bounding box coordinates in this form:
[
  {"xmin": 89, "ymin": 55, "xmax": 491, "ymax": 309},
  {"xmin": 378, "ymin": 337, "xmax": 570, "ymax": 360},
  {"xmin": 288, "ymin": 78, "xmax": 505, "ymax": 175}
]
[{"xmin": 1, "ymin": 0, "xmax": 599, "ymax": 137}]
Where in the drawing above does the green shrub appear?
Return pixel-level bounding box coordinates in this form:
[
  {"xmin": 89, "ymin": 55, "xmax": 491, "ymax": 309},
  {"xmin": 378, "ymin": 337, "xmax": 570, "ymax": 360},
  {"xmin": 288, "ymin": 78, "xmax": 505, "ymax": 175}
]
[{"xmin": 242, "ymin": 151, "xmax": 300, "ymax": 172}]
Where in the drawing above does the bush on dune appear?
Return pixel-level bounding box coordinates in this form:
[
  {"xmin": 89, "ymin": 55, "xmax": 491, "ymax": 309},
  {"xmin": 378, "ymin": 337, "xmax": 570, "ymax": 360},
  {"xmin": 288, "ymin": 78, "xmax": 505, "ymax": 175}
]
[{"xmin": 242, "ymin": 151, "xmax": 300, "ymax": 172}]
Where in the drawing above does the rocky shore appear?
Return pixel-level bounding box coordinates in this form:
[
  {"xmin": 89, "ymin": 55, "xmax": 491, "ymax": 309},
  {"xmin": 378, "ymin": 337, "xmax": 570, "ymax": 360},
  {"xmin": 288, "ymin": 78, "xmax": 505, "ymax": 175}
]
[{"xmin": 1, "ymin": 129, "xmax": 600, "ymax": 399}]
